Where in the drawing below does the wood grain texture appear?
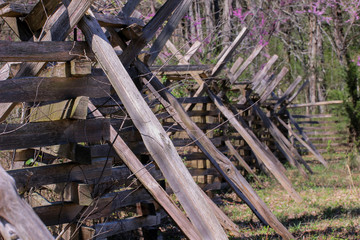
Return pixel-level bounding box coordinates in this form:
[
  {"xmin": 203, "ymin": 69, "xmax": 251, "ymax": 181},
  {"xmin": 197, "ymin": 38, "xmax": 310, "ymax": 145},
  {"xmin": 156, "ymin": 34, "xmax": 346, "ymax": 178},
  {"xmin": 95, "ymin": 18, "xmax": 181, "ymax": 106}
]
[
  {"xmin": 274, "ymin": 76, "xmax": 303, "ymax": 110},
  {"xmin": 24, "ymin": 0, "xmax": 62, "ymax": 33},
  {"xmin": 136, "ymin": 60, "xmax": 294, "ymax": 239},
  {"xmin": 147, "ymin": 0, "xmax": 192, "ymax": 65},
  {"xmin": 0, "ymin": 75, "xmax": 110, "ymax": 103},
  {"xmin": 0, "ymin": 76, "xmax": 110, "ymax": 103},
  {"xmin": 79, "ymin": 11, "xmax": 226, "ymax": 239},
  {"xmin": 89, "ymin": 103, "xmax": 202, "ymax": 240},
  {"xmin": 0, "ymin": 41, "xmax": 95, "ymax": 62},
  {"xmin": 211, "ymin": 28, "xmax": 248, "ymax": 76},
  {"xmin": 0, "ymin": 167, "xmax": 53, "ymax": 239},
  {"xmin": 0, "ymin": 119, "xmax": 109, "ymax": 150},
  {"xmin": 251, "ymin": 103, "xmax": 311, "ymax": 177},
  {"xmin": 0, "ymin": 0, "xmax": 94, "ymax": 122},
  {"xmin": 147, "ymin": 41, "xmax": 294, "ymax": 238},
  {"xmin": 0, "ymin": 2, "xmax": 34, "ymax": 17},
  {"xmin": 230, "ymin": 44, "xmax": 265, "ymax": 84},
  {"xmin": 120, "ymin": 0, "xmax": 180, "ymax": 67},
  {"xmin": 8, "ymin": 157, "xmax": 112, "ymax": 190}
]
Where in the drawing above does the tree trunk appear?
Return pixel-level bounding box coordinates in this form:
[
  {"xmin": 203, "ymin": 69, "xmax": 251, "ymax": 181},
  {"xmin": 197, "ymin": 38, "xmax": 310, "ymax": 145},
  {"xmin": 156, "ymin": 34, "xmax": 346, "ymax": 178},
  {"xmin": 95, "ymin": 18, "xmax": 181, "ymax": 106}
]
[
  {"xmin": 221, "ymin": 0, "xmax": 232, "ymax": 47},
  {"xmin": 308, "ymin": 13, "xmax": 317, "ymax": 114}
]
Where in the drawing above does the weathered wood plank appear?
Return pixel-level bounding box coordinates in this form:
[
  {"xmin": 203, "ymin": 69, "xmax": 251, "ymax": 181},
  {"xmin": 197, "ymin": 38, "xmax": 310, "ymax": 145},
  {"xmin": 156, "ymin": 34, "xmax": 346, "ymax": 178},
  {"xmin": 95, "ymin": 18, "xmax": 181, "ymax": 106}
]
[
  {"xmin": 0, "ymin": 0, "xmax": 94, "ymax": 122},
  {"xmin": 274, "ymin": 76, "xmax": 303, "ymax": 110},
  {"xmin": 0, "ymin": 41, "xmax": 95, "ymax": 62},
  {"xmin": 230, "ymin": 56, "xmax": 244, "ymax": 75},
  {"xmin": 24, "ymin": 0, "xmax": 62, "ymax": 34},
  {"xmin": 150, "ymin": 64, "xmax": 211, "ymax": 72},
  {"xmin": 0, "ymin": 76, "xmax": 110, "ymax": 102},
  {"xmin": 0, "ymin": 2, "xmax": 34, "ymax": 17},
  {"xmin": 211, "ymin": 28, "xmax": 248, "ymax": 76},
  {"xmin": 286, "ymin": 79, "xmax": 309, "ymax": 105},
  {"xmin": 251, "ymin": 55, "xmax": 278, "ymax": 91},
  {"xmin": 30, "ymin": 96, "xmax": 89, "ymax": 121},
  {"xmin": 79, "ymin": 11, "xmax": 226, "ymax": 239},
  {"xmin": 184, "ymin": 41, "xmax": 202, "ymax": 62},
  {"xmin": 135, "ymin": 60, "xmax": 295, "ymax": 239},
  {"xmin": 225, "ymin": 140, "xmax": 262, "ymax": 185},
  {"xmin": 8, "ymin": 157, "xmax": 112, "ymax": 190},
  {"xmin": 2, "ymin": 17, "xmax": 33, "ymax": 41},
  {"xmin": 120, "ymin": 0, "xmax": 180, "ymax": 67},
  {"xmin": 147, "ymin": 0, "xmax": 192, "ymax": 65},
  {"xmin": 0, "ymin": 119, "xmax": 109, "ymax": 150},
  {"xmin": 70, "ymin": 59, "xmax": 92, "ymax": 76},
  {"xmin": 288, "ymin": 113, "xmax": 328, "ymax": 167},
  {"xmin": 34, "ymin": 188, "xmax": 155, "ymax": 226},
  {"xmin": 287, "ymin": 100, "xmax": 343, "ymax": 108},
  {"xmin": 88, "ymin": 103, "xmax": 202, "ymax": 240},
  {"xmin": 230, "ymin": 44, "xmax": 265, "ymax": 84},
  {"xmin": 148, "ymin": 40, "xmax": 294, "ymax": 238},
  {"xmin": 0, "ymin": 167, "xmax": 53, "ymax": 239},
  {"xmin": 276, "ymin": 116, "xmax": 329, "ymax": 168},
  {"xmin": 259, "ymin": 67, "xmax": 288, "ymax": 103},
  {"xmin": 251, "ymin": 103, "xmax": 312, "ymax": 177},
  {"xmin": 94, "ymin": 12, "xmax": 144, "ymax": 27},
  {"xmin": 121, "ymin": 0, "xmax": 142, "ymax": 16},
  {"xmin": 93, "ymin": 214, "xmax": 161, "ymax": 239},
  {"xmin": 208, "ymin": 91, "xmax": 301, "ymax": 203},
  {"xmin": 292, "ymin": 114, "xmax": 333, "ymax": 119}
]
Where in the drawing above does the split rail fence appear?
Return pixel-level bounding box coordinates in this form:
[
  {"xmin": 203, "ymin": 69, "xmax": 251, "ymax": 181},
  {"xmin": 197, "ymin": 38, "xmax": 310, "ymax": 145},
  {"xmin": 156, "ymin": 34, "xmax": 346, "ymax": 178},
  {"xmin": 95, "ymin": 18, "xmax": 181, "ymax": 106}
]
[{"xmin": 0, "ymin": 1, "xmax": 344, "ymax": 239}]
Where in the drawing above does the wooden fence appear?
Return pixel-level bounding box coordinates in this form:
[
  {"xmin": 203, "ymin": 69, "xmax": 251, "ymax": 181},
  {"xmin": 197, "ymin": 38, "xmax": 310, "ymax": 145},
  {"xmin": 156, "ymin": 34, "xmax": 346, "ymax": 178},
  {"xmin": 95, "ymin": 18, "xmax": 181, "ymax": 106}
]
[
  {"xmin": 288, "ymin": 102, "xmax": 350, "ymax": 156},
  {"xmin": 0, "ymin": 1, "xmax": 340, "ymax": 239}
]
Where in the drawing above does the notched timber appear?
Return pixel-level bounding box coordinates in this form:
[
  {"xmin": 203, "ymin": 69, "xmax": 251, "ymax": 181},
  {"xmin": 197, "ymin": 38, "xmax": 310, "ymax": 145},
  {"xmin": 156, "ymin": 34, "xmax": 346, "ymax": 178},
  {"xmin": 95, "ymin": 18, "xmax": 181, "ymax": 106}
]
[
  {"xmin": 0, "ymin": 119, "xmax": 110, "ymax": 150},
  {"xmin": 7, "ymin": 157, "xmax": 112, "ymax": 191},
  {"xmin": 0, "ymin": 41, "xmax": 95, "ymax": 62},
  {"xmin": 0, "ymin": 76, "xmax": 111, "ymax": 103}
]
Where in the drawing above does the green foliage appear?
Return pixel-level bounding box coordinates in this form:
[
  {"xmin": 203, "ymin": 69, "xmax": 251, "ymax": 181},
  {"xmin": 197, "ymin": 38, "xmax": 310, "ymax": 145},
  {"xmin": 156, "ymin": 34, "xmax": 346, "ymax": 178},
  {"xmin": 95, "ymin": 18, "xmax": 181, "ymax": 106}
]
[
  {"xmin": 347, "ymin": 147, "xmax": 360, "ymax": 170},
  {"xmin": 344, "ymin": 55, "xmax": 360, "ymax": 142},
  {"xmin": 25, "ymin": 158, "xmax": 38, "ymax": 167}
]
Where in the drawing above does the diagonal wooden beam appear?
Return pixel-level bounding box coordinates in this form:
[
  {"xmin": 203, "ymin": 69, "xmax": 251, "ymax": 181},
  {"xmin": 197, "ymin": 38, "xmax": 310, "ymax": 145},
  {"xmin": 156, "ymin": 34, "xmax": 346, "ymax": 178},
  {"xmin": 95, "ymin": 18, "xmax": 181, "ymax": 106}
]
[
  {"xmin": 229, "ymin": 43, "xmax": 265, "ymax": 84},
  {"xmin": 0, "ymin": 167, "xmax": 53, "ymax": 239},
  {"xmin": 207, "ymin": 90, "xmax": 302, "ymax": 203},
  {"xmin": 271, "ymin": 90, "xmax": 328, "ymax": 167},
  {"xmin": 278, "ymin": 80, "xmax": 309, "ymax": 114},
  {"xmin": 251, "ymin": 55, "xmax": 278, "ymax": 91},
  {"xmin": 120, "ymin": 0, "xmax": 180, "ymax": 67},
  {"xmin": 24, "ymin": 0, "xmax": 62, "ymax": 34},
  {"xmin": 166, "ymin": 39, "xmax": 302, "ymax": 199},
  {"xmin": 259, "ymin": 67, "xmax": 288, "ymax": 103},
  {"xmin": 273, "ymin": 76, "xmax": 303, "ymax": 110},
  {"xmin": 287, "ymin": 113, "xmax": 328, "ymax": 167},
  {"xmin": 88, "ymin": 103, "xmax": 202, "ymax": 240},
  {"xmin": 211, "ymin": 28, "xmax": 248, "ymax": 76},
  {"xmin": 135, "ymin": 60, "xmax": 295, "ymax": 239},
  {"xmin": 230, "ymin": 56, "xmax": 243, "ymax": 75},
  {"xmin": 167, "ymin": 40, "xmax": 293, "ymax": 181},
  {"xmin": 78, "ymin": 10, "xmax": 227, "ymax": 239},
  {"xmin": 251, "ymin": 103, "xmax": 313, "ymax": 176},
  {"xmin": 225, "ymin": 140, "xmax": 263, "ymax": 185},
  {"xmin": 165, "ymin": 40, "xmax": 205, "ymax": 111},
  {"xmin": 147, "ymin": 0, "xmax": 192, "ymax": 65},
  {"xmin": 275, "ymin": 115, "xmax": 327, "ymax": 168},
  {"xmin": 122, "ymin": 0, "xmax": 142, "ymax": 16}
]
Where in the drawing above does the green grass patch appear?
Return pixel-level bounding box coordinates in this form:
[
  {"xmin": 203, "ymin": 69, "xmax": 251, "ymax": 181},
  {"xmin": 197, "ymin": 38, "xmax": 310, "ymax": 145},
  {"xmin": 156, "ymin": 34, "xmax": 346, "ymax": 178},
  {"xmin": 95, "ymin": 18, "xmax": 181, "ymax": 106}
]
[{"xmin": 222, "ymin": 158, "xmax": 360, "ymax": 239}]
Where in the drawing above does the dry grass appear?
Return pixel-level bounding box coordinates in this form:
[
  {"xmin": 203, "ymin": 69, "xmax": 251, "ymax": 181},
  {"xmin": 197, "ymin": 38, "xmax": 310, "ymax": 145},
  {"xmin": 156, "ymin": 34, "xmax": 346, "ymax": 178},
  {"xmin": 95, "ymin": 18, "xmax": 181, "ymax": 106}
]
[{"xmin": 220, "ymin": 156, "xmax": 360, "ymax": 239}]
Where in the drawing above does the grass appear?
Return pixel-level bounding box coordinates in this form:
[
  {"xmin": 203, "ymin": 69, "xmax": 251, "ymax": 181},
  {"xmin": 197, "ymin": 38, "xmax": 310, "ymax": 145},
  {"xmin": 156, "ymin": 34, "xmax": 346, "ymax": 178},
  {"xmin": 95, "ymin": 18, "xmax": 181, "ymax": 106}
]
[{"xmin": 220, "ymin": 157, "xmax": 360, "ymax": 239}]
